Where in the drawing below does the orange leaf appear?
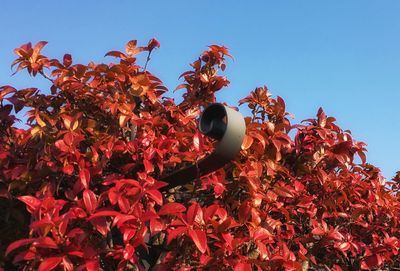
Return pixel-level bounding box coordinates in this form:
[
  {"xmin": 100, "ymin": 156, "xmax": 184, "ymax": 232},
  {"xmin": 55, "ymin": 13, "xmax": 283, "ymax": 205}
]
[
  {"xmin": 126, "ymin": 40, "xmax": 146, "ymax": 56},
  {"xmin": 241, "ymin": 135, "xmax": 253, "ymax": 150}
]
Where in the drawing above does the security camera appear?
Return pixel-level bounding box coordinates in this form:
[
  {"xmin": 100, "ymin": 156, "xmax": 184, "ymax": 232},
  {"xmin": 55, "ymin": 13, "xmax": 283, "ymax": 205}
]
[{"xmin": 161, "ymin": 103, "xmax": 245, "ymax": 189}]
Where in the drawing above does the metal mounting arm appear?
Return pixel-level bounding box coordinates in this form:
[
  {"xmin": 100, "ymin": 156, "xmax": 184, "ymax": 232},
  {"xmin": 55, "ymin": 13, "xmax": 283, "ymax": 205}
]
[{"xmin": 161, "ymin": 103, "xmax": 245, "ymax": 190}]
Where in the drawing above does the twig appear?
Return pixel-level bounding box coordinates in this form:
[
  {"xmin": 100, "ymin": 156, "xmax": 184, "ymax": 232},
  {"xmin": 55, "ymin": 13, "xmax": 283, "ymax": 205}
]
[
  {"xmin": 39, "ymin": 70, "xmax": 54, "ymax": 83},
  {"xmin": 143, "ymin": 51, "xmax": 152, "ymax": 71}
]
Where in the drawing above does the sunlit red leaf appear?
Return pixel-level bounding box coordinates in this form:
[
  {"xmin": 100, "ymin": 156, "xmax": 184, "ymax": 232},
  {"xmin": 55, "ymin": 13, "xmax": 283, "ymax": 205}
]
[
  {"xmin": 193, "ymin": 130, "xmax": 203, "ymax": 152},
  {"xmin": 126, "ymin": 40, "xmax": 146, "ymax": 56}
]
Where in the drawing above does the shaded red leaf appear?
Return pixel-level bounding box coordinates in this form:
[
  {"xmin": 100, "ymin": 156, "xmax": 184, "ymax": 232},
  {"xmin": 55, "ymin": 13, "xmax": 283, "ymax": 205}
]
[
  {"xmin": 88, "ymin": 210, "xmax": 120, "ymax": 220},
  {"xmin": 83, "ymin": 189, "xmax": 98, "ymax": 214},
  {"xmin": 146, "ymin": 189, "xmax": 163, "ymax": 205},
  {"xmin": 5, "ymin": 238, "xmax": 34, "ymax": 256},
  {"xmin": 63, "ymin": 164, "xmax": 74, "ymax": 175},
  {"xmin": 188, "ymin": 229, "xmax": 207, "ymax": 254},
  {"xmin": 18, "ymin": 196, "xmax": 40, "ymax": 213},
  {"xmin": 234, "ymin": 263, "xmax": 251, "ymax": 271},
  {"xmin": 159, "ymin": 202, "xmax": 186, "ymax": 216},
  {"xmin": 38, "ymin": 257, "xmax": 62, "ymax": 271},
  {"xmin": 79, "ymin": 168, "xmax": 90, "ymax": 189}
]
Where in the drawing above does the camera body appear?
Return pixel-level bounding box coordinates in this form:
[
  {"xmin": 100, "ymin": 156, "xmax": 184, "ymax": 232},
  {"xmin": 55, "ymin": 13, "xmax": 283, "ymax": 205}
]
[{"xmin": 161, "ymin": 103, "xmax": 245, "ymax": 189}]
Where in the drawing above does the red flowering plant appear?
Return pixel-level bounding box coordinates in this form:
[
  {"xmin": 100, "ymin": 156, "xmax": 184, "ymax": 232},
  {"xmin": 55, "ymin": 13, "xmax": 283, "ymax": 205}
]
[{"xmin": 1, "ymin": 39, "xmax": 399, "ymax": 271}]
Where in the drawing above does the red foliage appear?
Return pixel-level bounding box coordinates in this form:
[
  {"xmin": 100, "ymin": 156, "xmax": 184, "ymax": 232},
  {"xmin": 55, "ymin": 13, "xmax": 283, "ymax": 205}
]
[{"xmin": 1, "ymin": 39, "xmax": 400, "ymax": 271}]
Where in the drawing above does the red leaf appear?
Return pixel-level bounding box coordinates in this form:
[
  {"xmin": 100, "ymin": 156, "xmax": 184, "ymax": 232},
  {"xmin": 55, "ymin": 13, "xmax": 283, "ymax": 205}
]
[
  {"xmin": 159, "ymin": 202, "xmax": 186, "ymax": 216},
  {"xmin": 238, "ymin": 201, "xmax": 251, "ymax": 224},
  {"xmin": 0, "ymin": 85, "xmax": 16, "ymax": 100},
  {"xmin": 250, "ymin": 131, "xmax": 266, "ymax": 150},
  {"xmin": 35, "ymin": 237, "xmax": 58, "ymax": 249},
  {"xmin": 91, "ymin": 217, "xmax": 108, "ymax": 236},
  {"xmin": 104, "ymin": 50, "xmax": 126, "ymax": 58},
  {"xmin": 126, "ymin": 40, "xmax": 146, "ymax": 56},
  {"xmin": 234, "ymin": 263, "xmax": 251, "ymax": 271},
  {"xmin": 273, "ymin": 186, "xmax": 293, "ymax": 198},
  {"xmin": 30, "ymin": 219, "xmax": 54, "ymax": 235},
  {"xmin": 150, "ymin": 219, "xmax": 164, "ymax": 234},
  {"xmin": 147, "ymin": 38, "xmax": 160, "ymax": 51},
  {"xmin": 174, "ymin": 83, "xmax": 188, "ymax": 91},
  {"xmin": 108, "ymin": 187, "xmax": 119, "ymax": 205},
  {"xmin": 61, "ymin": 115, "xmax": 73, "ymax": 130},
  {"xmin": 141, "ymin": 211, "xmax": 159, "ymax": 222},
  {"xmin": 335, "ymin": 242, "xmax": 351, "ymax": 253},
  {"xmin": 144, "ymin": 159, "xmax": 154, "ymax": 173},
  {"xmin": 204, "ymin": 204, "xmax": 220, "ymax": 221},
  {"xmin": 83, "ymin": 189, "xmax": 98, "ymax": 214},
  {"xmin": 188, "ymin": 229, "xmax": 207, "ymax": 254},
  {"xmin": 63, "ymin": 132, "xmax": 74, "ymax": 145},
  {"xmin": 311, "ymin": 227, "xmax": 325, "ymax": 236},
  {"xmin": 118, "ymin": 196, "xmax": 131, "ymax": 213},
  {"xmin": 12, "ymin": 249, "xmax": 36, "ymax": 263},
  {"xmin": 328, "ymin": 230, "xmax": 344, "ymax": 241},
  {"xmin": 63, "ymin": 54, "xmax": 72, "ymax": 67},
  {"xmin": 79, "ymin": 168, "xmax": 90, "ymax": 189},
  {"xmin": 62, "ymin": 257, "xmax": 74, "ymax": 271},
  {"xmin": 167, "ymin": 227, "xmax": 187, "ymax": 244},
  {"xmin": 33, "ymin": 41, "xmax": 48, "ymax": 55},
  {"xmin": 193, "ymin": 131, "xmax": 203, "ymax": 152},
  {"xmin": 18, "ymin": 196, "xmax": 40, "ymax": 213},
  {"xmin": 253, "ymin": 227, "xmax": 273, "ymax": 241},
  {"xmin": 361, "ymin": 254, "xmax": 383, "ymax": 270},
  {"xmin": 88, "ymin": 210, "xmax": 120, "ymax": 220},
  {"xmin": 85, "ymin": 260, "xmax": 100, "ymax": 271},
  {"xmin": 55, "ymin": 140, "xmax": 69, "ymax": 152},
  {"xmin": 294, "ymin": 180, "xmax": 305, "ymax": 192},
  {"xmin": 63, "ymin": 164, "xmax": 74, "ymax": 175},
  {"xmin": 146, "ymin": 189, "xmax": 163, "ymax": 205},
  {"xmin": 38, "ymin": 257, "xmax": 63, "ymax": 271},
  {"xmin": 5, "ymin": 238, "xmax": 34, "ymax": 256},
  {"xmin": 187, "ymin": 202, "xmax": 203, "ymax": 225}
]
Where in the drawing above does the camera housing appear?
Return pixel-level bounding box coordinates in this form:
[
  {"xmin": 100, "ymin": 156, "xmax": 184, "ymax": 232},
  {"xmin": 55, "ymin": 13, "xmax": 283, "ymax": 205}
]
[{"xmin": 161, "ymin": 103, "xmax": 245, "ymax": 189}]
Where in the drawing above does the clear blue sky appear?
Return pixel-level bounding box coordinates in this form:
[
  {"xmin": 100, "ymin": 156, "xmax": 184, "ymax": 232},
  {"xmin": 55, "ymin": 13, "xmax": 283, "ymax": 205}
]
[{"xmin": 1, "ymin": 1, "xmax": 399, "ymax": 179}]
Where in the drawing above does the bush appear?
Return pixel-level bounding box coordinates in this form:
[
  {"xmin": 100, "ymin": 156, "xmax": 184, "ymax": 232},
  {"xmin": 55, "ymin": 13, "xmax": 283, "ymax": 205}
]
[{"xmin": 1, "ymin": 40, "xmax": 399, "ymax": 270}]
